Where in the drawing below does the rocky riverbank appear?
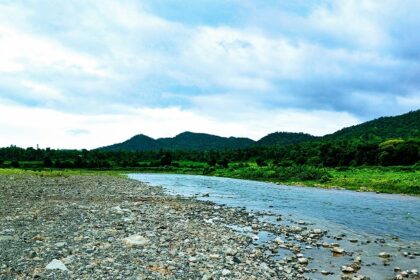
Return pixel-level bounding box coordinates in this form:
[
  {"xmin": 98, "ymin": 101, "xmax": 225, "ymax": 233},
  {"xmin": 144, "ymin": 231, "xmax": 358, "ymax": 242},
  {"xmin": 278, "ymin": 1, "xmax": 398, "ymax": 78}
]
[{"xmin": 0, "ymin": 174, "xmax": 418, "ymax": 279}]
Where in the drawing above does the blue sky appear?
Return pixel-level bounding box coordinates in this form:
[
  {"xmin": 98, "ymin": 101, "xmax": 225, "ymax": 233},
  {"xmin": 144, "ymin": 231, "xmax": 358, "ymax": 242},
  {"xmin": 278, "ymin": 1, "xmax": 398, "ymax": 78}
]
[{"xmin": 0, "ymin": 0, "xmax": 419, "ymax": 148}]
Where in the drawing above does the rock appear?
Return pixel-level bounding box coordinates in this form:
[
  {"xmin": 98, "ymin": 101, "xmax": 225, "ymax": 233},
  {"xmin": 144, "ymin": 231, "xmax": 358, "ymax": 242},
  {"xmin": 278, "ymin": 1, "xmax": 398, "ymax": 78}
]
[
  {"xmin": 209, "ymin": 254, "xmax": 221, "ymax": 259},
  {"xmin": 298, "ymin": 257, "xmax": 308, "ymax": 265},
  {"xmin": 54, "ymin": 242, "xmax": 67, "ymax": 248},
  {"xmin": 45, "ymin": 259, "xmax": 68, "ymax": 271},
  {"xmin": 332, "ymin": 247, "xmax": 345, "ymax": 254},
  {"xmin": 274, "ymin": 237, "xmax": 284, "ymax": 244},
  {"xmin": 122, "ymin": 234, "xmax": 149, "ymax": 248},
  {"xmin": 221, "ymin": 269, "xmax": 231, "ymax": 276},
  {"xmin": 342, "ymin": 266, "xmax": 354, "ymax": 273},
  {"xmin": 313, "ymin": 229, "xmax": 323, "ymax": 234},
  {"xmin": 188, "ymin": 257, "xmax": 198, "ymax": 262},
  {"xmin": 224, "ymin": 247, "xmax": 237, "ymax": 256},
  {"xmin": 111, "ymin": 206, "xmax": 131, "ymax": 215},
  {"xmin": 378, "ymin": 252, "xmax": 391, "ymax": 258},
  {"xmin": 411, "ymin": 269, "xmax": 418, "ymax": 275},
  {"xmin": 321, "ymin": 270, "xmax": 332, "ymax": 275}
]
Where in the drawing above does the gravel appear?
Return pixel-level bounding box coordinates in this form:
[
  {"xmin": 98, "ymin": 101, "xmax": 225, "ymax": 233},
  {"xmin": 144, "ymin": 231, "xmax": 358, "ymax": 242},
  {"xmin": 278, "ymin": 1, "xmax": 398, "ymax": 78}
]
[{"xmin": 0, "ymin": 174, "xmax": 305, "ymax": 279}]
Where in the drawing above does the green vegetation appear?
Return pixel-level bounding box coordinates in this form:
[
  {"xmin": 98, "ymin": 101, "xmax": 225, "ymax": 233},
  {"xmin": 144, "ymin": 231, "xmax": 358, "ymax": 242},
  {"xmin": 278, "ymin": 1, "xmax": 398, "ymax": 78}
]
[{"xmin": 0, "ymin": 110, "xmax": 419, "ymax": 194}]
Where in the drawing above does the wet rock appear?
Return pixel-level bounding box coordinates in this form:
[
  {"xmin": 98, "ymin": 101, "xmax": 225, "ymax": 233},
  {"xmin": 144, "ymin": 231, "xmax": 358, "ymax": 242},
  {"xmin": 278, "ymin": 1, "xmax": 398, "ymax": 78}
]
[
  {"xmin": 332, "ymin": 246, "xmax": 345, "ymax": 254},
  {"xmin": 378, "ymin": 252, "xmax": 391, "ymax": 258},
  {"xmin": 297, "ymin": 257, "xmax": 308, "ymax": 265},
  {"xmin": 341, "ymin": 266, "xmax": 354, "ymax": 273}
]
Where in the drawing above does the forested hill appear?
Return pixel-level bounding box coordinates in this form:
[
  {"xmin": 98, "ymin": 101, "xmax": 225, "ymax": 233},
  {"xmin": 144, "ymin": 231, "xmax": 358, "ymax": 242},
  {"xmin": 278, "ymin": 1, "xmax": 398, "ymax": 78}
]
[
  {"xmin": 97, "ymin": 110, "xmax": 420, "ymax": 152},
  {"xmin": 98, "ymin": 132, "xmax": 255, "ymax": 151},
  {"xmin": 257, "ymin": 132, "xmax": 316, "ymax": 146},
  {"xmin": 324, "ymin": 109, "xmax": 420, "ymax": 142}
]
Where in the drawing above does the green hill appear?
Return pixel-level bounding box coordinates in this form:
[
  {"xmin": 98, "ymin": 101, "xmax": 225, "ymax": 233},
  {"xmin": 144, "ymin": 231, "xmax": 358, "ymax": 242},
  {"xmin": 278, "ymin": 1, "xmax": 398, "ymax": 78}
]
[
  {"xmin": 98, "ymin": 132, "xmax": 255, "ymax": 151},
  {"xmin": 99, "ymin": 134, "xmax": 163, "ymax": 151},
  {"xmin": 256, "ymin": 132, "xmax": 316, "ymax": 146},
  {"xmin": 97, "ymin": 109, "xmax": 420, "ymax": 152},
  {"xmin": 323, "ymin": 109, "xmax": 420, "ymax": 142},
  {"xmin": 158, "ymin": 132, "xmax": 254, "ymax": 150}
]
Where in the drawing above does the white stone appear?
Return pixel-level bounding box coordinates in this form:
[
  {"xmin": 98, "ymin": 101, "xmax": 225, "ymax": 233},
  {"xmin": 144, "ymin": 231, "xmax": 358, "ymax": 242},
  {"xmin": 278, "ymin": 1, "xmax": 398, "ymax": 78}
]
[
  {"xmin": 341, "ymin": 266, "xmax": 354, "ymax": 273},
  {"xmin": 331, "ymin": 246, "xmax": 345, "ymax": 254},
  {"xmin": 274, "ymin": 237, "xmax": 284, "ymax": 244},
  {"xmin": 45, "ymin": 259, "xmax": 68, "ymax": 271},
  {"xmin": 122, "ymin": 234, "xmax": 149, "ymax": 248},
  {"xmin": 298, "ymin": 257, "xmax": 308, "ymax": 264},
  {"xmin": 221, "ymin": 269, "xmax": 231, "ymax": 276}
]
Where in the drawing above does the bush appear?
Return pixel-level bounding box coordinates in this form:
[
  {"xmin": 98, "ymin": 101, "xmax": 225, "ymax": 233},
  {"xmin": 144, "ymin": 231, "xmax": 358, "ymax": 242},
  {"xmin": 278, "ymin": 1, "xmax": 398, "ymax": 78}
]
[
  {"xmin": 256, "ymin": 157, "xmax": 268, "ymax": 167},
  {"xmin": 203, "ymin": 166, "xmax": 215, "ymax": 175}
]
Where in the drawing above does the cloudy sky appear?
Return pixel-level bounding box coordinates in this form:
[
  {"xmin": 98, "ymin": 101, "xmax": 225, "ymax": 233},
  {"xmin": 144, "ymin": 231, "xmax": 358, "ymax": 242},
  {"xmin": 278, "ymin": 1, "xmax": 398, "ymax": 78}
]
[{"xmin": 1, "ymin": 0, "xmax": 419, "ymax": 149}]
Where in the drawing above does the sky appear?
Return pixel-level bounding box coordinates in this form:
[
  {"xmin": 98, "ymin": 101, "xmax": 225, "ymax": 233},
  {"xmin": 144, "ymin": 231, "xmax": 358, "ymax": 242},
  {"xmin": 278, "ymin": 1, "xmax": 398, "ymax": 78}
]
[{"xmin": 0, "ymin": 0, "xmax": 419, "ymax": 149}]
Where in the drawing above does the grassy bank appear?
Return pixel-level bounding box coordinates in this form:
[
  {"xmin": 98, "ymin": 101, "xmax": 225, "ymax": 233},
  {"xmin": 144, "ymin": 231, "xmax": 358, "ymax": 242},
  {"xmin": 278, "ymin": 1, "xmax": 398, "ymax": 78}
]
[{"xmin": 1, "ymin": 164, "xmax": 418, "ymax": 195}]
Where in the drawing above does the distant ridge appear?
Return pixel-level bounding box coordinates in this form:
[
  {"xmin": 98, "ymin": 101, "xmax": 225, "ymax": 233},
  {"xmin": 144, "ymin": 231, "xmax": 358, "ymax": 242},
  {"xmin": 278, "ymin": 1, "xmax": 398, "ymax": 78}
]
[
  {"xmin": 98, "ymin": 131, "xmax": 255, "ymax": 151},
  {"xmin": 324, "ymin": 109, "xmax": 420, "ymax": 142},
  {"xmin": 97, "ymin": 109, "xmax": 420, "ymax": 151}
]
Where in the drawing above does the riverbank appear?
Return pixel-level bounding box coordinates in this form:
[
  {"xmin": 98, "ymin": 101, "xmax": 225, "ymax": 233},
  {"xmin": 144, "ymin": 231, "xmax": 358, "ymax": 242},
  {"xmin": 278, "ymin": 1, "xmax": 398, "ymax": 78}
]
[
  {"xmin": 1, "ymin": 164, "xmax": 418, "ymax": 195},
  {"xmin": 0, "ymin": 173, "xmax": 306, "ymax": 279},
  {"xmin": 115, "ymin": 165, "xmax": 420, "ymax": 195}
]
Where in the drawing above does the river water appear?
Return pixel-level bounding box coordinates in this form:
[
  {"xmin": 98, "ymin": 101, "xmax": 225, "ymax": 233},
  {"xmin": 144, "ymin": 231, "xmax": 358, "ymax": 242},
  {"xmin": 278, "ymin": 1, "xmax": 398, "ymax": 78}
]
[{"xmin": 129, "ymin": 173, "xmax": 420, "ymax": 279}]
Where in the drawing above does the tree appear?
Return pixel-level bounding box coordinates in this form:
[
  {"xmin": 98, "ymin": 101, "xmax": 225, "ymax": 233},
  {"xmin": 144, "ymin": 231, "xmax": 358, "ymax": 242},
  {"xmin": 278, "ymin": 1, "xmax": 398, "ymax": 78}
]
[
  {"xmin": 160, "ymin": 153, "xmax": 172, "ymax": 166},
  {"xmin": 256, "ymin": 157, "xmax": 267, "ymax": 167},
  {"xmin": 43, "ymin": 156, "xmax": 53, "ymax": 167}
]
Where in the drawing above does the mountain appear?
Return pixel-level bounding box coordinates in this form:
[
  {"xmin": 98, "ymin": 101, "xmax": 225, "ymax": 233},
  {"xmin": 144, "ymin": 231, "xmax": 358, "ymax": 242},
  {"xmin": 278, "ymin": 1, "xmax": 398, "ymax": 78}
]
[
  {"xmin": 99, "ymin": 134, "xmax": 163, "ymax": 151},
  {"xmin": 158, "ymin": 132, "xmax": 255, "ymax": 150},
  {"xmin": 256, "ymin": 132, "xmax": 316, "ymax": 146},
  {"xmin": 98, "ymin": 132, "xmax": 254, "ymax": 151},
  {"xmin": 97, "ymin": 109, "xmax": 420, "ymax": 152},
  {"xmin": 324, "ymin": 109, "xmax": 420, "ymax": 142}
]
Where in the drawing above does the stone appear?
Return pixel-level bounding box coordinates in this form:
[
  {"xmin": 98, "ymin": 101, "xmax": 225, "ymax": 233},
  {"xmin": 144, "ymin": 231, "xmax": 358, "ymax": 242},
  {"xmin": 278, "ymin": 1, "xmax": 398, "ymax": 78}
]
[
  {"xmin": 342, "ymin": 266, "xmax": 354, "ymax": 273},
  {"xmin": 298, "ymin": 257, "xmax": 308, "ymax": 265},
  {"xmin": 54, "ymin": 242, "xmax": 67, "ymax": 248},
  {"xmin": 313, "ymin": 229, "xmax": 323, "ymax": 234},
  {"xmin": 45, "ymin": 259, "xmax": 68, "ymax": 271},
  {"xmin": 221, "ymin": 269, "xmax": 231, "ymax": 276},
  {"xmin": 274, "ymin": 237, "xmax": 284, "ymax": 244},
  {"xmin": 378, "ymin": 252, "xmax": 391, "ymax": 258},
  {"xmin": 224, "ymin": 247, "xmax": 237, "ymax": 256},
  {"xmin": 332, "ymin": 247, "xmax": 345, "ymax": 254},
  {"xmin": 122, "ymin": 234, "xmax": 149, "ymax": 248}
]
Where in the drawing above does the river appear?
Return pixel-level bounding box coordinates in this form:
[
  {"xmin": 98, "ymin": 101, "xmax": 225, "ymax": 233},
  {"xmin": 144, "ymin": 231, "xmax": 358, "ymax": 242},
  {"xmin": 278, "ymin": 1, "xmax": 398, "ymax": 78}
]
[{"xmin": 129, "ymin": 173, "xmax": 420, "ymax": 279}]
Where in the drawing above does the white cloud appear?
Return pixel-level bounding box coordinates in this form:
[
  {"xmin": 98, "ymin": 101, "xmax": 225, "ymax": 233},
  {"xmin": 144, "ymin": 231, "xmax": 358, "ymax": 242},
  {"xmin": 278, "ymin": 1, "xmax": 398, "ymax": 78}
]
[
  {"xmin": 0, "ymin": 103, "xmax": 359, "ymax": 149},
  {"xmin": 0, "ymin": 26, "xmax": 110, "ymax": 77}
]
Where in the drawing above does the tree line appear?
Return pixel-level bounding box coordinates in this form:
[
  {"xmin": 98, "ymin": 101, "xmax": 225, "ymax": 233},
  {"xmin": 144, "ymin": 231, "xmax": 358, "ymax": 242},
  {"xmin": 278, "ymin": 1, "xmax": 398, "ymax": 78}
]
[{"xmin": 0, "ymin": 137, "xmax": 419, "ymax": 169}]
